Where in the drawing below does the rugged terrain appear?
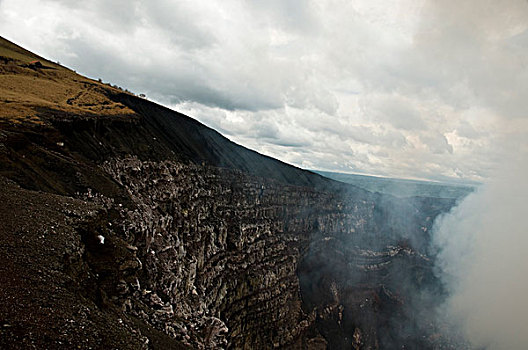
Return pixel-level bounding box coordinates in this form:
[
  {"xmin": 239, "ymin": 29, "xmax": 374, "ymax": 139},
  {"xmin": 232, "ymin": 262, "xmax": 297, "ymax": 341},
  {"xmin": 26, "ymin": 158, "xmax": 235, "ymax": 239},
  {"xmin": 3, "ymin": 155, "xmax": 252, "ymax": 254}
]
[{"xmin": 0, "ymin": 37, "xmax": 461, "ymax": 349}]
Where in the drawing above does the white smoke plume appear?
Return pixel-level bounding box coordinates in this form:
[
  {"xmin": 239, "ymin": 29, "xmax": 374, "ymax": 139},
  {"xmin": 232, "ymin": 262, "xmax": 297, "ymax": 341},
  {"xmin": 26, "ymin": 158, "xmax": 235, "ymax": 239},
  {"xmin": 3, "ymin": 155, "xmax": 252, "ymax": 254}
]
[{"xmin": 433, "ymin": 149, "xmax": 528, "ymax": 349}]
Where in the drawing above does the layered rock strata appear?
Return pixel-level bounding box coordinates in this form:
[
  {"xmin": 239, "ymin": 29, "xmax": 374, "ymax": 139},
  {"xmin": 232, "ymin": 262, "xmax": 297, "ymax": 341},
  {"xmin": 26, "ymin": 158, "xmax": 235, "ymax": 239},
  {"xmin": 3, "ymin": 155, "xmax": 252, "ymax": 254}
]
[{"xmin": 0, "ymin": 36, "xmax": 460, "ymax": 349}]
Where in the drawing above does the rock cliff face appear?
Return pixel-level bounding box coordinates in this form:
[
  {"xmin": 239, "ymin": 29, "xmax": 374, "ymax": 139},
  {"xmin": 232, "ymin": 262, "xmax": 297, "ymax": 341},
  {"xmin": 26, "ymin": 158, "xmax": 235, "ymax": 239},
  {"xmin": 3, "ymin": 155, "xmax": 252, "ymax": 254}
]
[
  {"xmin": 99, "ymin": 157, "xmax": 380, "ymax": 349},
  {"xmin": 0, "ymin": 37, "xmax": 458, "ymax": 349}
]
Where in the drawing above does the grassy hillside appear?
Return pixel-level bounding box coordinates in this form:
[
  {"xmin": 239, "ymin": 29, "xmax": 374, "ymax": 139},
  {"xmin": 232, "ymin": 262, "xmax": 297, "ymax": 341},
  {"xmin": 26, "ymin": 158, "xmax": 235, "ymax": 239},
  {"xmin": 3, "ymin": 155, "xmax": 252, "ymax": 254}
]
[
  {"xmin": 0, "ymin": 37, "xmax": 135, "ymax": 126},
  {"xmin": 0, "ymin": 36, "xmax": 342, "ymax": 191}
]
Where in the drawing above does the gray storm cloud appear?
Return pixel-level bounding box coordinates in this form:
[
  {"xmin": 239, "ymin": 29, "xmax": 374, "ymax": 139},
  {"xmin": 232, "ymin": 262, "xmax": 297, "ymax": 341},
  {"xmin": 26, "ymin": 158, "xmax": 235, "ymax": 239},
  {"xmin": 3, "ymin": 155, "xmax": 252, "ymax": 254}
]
[
  {"xmin": 0, "ymin": 0, "xmax": 527, "ymax": 181},
  {"xmin": 433, "ymin": 149, "xmax": 528, "ymax": 349}
]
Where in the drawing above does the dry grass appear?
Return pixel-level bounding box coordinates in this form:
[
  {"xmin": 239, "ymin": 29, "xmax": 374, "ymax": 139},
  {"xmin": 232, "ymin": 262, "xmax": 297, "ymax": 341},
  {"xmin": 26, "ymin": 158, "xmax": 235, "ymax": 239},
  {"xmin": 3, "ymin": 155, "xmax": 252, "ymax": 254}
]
[{"xmin": 0, "ymin": 36, "xmax": 136, "ymax": 126}]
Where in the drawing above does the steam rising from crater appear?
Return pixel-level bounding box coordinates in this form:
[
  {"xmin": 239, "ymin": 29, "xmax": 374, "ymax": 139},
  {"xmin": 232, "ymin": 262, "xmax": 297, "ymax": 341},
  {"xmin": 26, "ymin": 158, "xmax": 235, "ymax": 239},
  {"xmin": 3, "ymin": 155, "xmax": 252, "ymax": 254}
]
[{"xmin": 433, "ymin": 154, "xmax": 528, "ymax": 349}]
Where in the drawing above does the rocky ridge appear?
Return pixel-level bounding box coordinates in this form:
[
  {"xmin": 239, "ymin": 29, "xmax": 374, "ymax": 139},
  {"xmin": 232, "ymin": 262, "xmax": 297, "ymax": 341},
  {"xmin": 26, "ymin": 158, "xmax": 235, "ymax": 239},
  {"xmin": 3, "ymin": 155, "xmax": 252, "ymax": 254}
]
[{"xmin": 0, "ymin": 36, "xmax": 460, "ymax": 349}]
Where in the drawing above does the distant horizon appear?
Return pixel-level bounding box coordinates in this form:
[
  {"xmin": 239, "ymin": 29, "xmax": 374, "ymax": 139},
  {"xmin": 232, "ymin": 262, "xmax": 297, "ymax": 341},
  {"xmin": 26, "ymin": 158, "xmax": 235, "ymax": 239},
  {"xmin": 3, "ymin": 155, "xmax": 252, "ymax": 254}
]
[{"xmin": 312, "ymin": 168, "xmax": 480, "ymax": 187}]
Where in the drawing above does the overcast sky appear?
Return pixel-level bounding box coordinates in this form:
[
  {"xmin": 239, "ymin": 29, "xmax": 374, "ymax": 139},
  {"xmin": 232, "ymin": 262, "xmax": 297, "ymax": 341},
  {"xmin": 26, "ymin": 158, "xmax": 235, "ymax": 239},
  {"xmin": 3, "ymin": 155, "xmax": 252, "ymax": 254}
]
[{"xmin": 1, "ymin": 0, "xmax": 527, "ymax": 182}]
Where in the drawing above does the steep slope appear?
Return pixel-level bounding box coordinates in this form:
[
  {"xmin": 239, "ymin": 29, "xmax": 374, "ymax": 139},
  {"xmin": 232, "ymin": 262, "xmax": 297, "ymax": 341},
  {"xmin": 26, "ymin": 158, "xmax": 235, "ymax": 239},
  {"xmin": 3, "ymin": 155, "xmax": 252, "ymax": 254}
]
[
  {"xmin": 112, "ymin": 92, "xmax": 338, "ymax": 189},
  {"xmin": 0, "ymin": 36, "xmax": 336, "ymax": 192},
  {"xmin": 0, "ymin": 37, "xmax": 458, "ymax": 349}
]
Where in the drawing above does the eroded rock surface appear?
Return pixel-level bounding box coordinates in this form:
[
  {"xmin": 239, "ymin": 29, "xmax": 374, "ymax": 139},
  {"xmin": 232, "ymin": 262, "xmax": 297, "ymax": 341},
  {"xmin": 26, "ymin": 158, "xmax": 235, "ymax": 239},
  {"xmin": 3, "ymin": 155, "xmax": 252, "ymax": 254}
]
[
  {"xmin": 99, "ymin": 157, "xmax": 371, "ymax": 348},
  {"xmin": 0, "ymin": 36, "xmax": 462, "ymax": 349}
]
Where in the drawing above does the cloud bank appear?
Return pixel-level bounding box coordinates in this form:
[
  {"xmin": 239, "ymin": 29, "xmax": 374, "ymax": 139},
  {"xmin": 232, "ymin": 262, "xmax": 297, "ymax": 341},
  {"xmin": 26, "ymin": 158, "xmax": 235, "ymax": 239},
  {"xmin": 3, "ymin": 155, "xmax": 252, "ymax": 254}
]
[{"xmin": 1, "ymin": 0, "xmax": 527, "ymax": 181}]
